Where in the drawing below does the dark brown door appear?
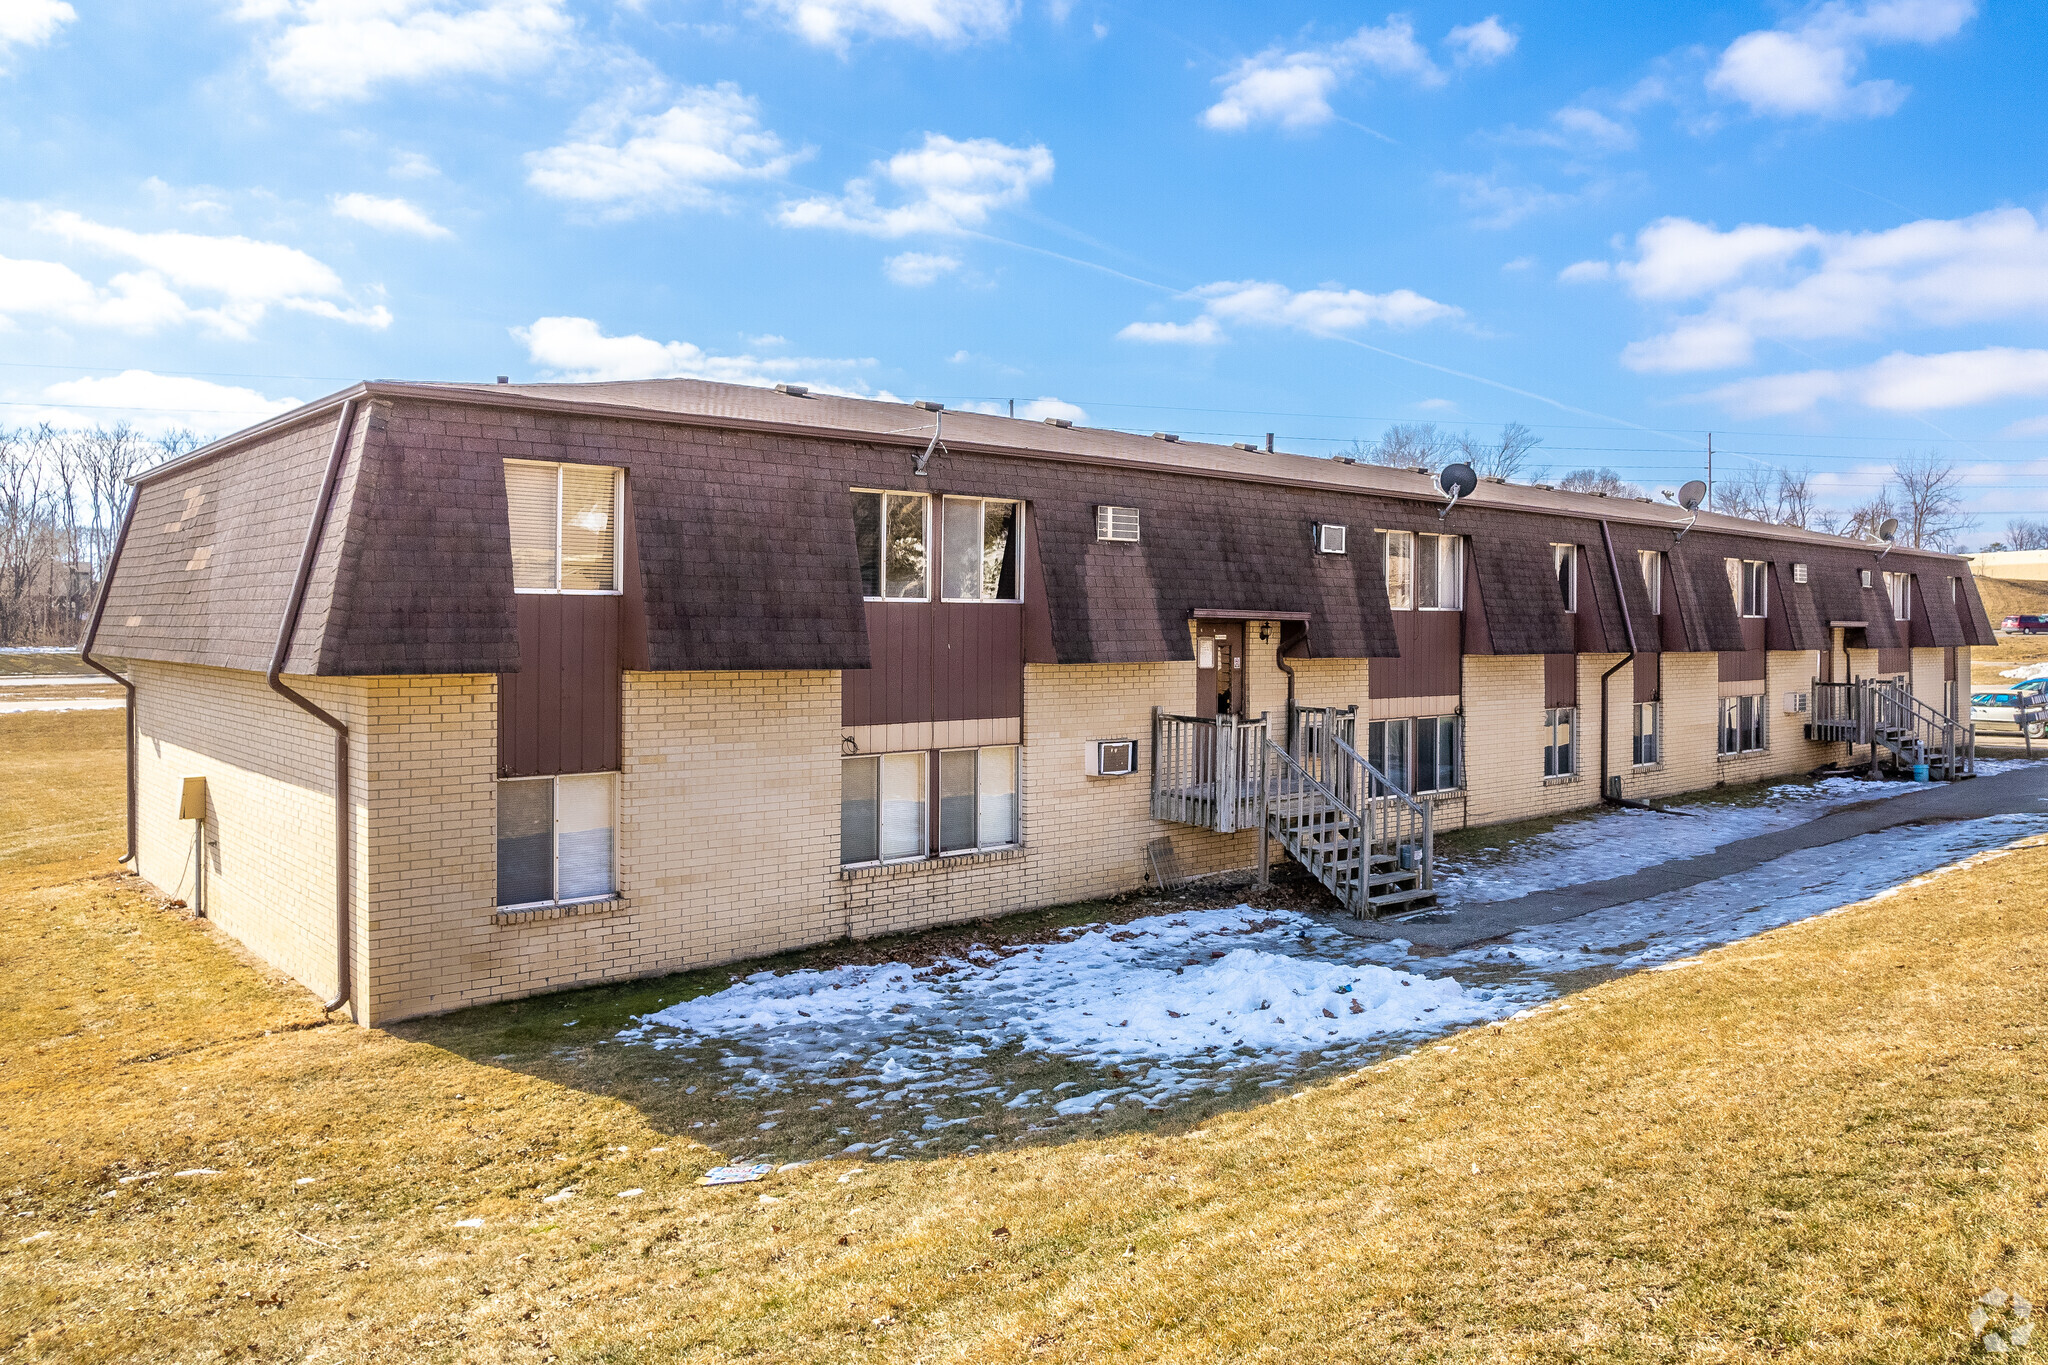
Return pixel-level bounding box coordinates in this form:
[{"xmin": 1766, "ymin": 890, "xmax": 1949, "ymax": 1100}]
[{"xmin": 1195, "ymin": 623, "xmax": 1246, "ymax": 719}]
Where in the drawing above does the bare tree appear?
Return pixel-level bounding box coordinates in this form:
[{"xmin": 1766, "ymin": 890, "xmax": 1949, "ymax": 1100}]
[
  {"xmin": 1890, "ymin": 449, "xmax": 1970, "ymax": 550},
  {"xmin": 0, "ymin": 432, "xmax": 56, "ymax": 645},
  {"xmin": 1557, "ymin": 467, "xmax": 1644, "ymax": 498},
  {"xmin": 1842, "ymin": 487, "xmax": 1900, "ymax": 542},
  {"xmin": 1343, "ymin": 422, "xmax": 1452, "ymax": 469},
  {"xmin": 1450, "ymin": 421, "xmax": 1544, "ymax": 481},
  {"xmin": 2005, "ymin": 519, "xmax": 2048, "ymax": 551}
]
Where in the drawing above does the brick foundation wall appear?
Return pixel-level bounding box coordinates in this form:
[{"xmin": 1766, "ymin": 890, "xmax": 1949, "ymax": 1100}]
[{"xmin": 131, "ymin": 661, "xmax": 369, "ymax": 1007}]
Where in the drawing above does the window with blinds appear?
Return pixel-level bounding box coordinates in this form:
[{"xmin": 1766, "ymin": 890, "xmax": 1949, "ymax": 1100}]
[
  {"xmin": 496, "ymin": 772, "xmax": 616, "ymax": 907},
  {"xmin": 504, "ymin": 459, "xmax": 621, "ymax": 593}
]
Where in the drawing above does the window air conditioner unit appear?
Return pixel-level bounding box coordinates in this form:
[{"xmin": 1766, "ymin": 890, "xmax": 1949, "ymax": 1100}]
[
  {"xmin": 1314, "ymin": 522, "xmax": 1347, "ymax": 555},
  {"xmin": 1096, "ymin": 505, "xmax": 1141, "ymax": 542},
  {"xmin": 1086, "ymin": 739, "xmax": 1138, "ymax": 777},
  {"xmin": 1784, "ymin": 691, "xmax": 1809, "ymax": 715}
]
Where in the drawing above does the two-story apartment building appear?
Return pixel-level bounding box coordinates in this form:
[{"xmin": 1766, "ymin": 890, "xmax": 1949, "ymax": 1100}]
[{"xmin": 84, "ymin": 378, "xmax": 1994, "ymax": 1023}]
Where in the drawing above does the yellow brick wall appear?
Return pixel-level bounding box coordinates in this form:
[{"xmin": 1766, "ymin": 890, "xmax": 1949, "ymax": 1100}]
[
  {"xmin": 131, "ymin": 661, "xmax": 369, "ymax": 1009},
  {"xmin": 1910, "ymin": 647, "xmax": 1948, "ymax": 715}
]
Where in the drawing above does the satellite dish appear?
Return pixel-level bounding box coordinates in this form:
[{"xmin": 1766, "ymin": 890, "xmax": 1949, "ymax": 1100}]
[
  {"xmin": 1677, "ymin": 480, "xmax": 1708, "ymax": 512},
  {"xmin": 1876, "ymin": 516, "xmax": 1899, "ymax": 542},
  {"xmin": 1435, "ymin": 461, "xmax": 1478, "ymax": 519}
]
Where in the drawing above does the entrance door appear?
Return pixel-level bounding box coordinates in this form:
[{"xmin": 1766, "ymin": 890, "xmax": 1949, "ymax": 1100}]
[{"xmin": 1194, "ymin": 622, "xmax": 1246, "ymax": 719}]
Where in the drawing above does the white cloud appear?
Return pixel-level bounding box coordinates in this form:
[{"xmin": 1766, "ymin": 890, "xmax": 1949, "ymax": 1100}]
[
  {"xmin": 1446, "ymin": 16, "xmax": 1515, "ymax": 66},
  {"xmin": 1414, "ymin": 397, "xmax": 1458, "ymax": 411},
  {"xmin": 34, "ymin": 370, "xmax": 300, "ymax": 437},
  {"xmin": 1118, "ymin": 316, "xmax": 1225, "ymax": 345},
  {"xmin": 1998, "ymin": 415, "xmax": 2048, "ymax": 439},
  {"xmin": 389, "ymin": 151, "xmax": 440, "ymax": 179},
  {"xmin": 1701, "ymin": 347, "xmax": 2048, "ymax": 415},
  {"xmin": 1501, "ymin": 104, "xmax": 1636, "ymax": 154},
  {"xmin": 1200, "ymin": 15, "xmax": 1445, "ymax": 132},
  {"xmin": 1436, "ymin": 172, "xmax": 1575, "ymax": 229},
  {"xmin": 1706, "ymin": 0, "xmax": 1975, "ymax": 119},
  {"xmin": 1501, "ymin": 255, "xmax": 1534, "ymax": 272},
  {"xmin": 753, "ymin": 0, "xmax": 1015, "ymax": 50},
  {"xmin": 331, "ymin": 192, "xmax": 452, "ymax": 238},
  {"xmin": 237, "ymin": 0, "xmax": 575, "ymax": 105},
  {"xmin": 1558, "ymin": 259, "xmax": 1610, "ymax": 283},
  {"xmin": 1120, "ymin": 278, "xmax": 1460, "ymax": 345},
  {"xmin": 513, "ymin": 315, "xmax": 888, "ymax": 396},
  {"xmin": 883, "ymin": 251, "xmax": 960, "ymax": 286},
  {"xmin": 527, "ymin": 83, "xmax": 805, "ymax": 217},
  {"xmin": 2, "ymin": 209, "xmax": 389, "ymax": 337},
  {"xmin": 1586, "ymin": 207, "xmax": 2048, "ymax": 373},
  {"xmin": 962, "ymin": 396, "xmax": 1088, "ymax": 423},
  {"xmin": 778, "ymin": 133, "xmax": 1051, "ymax": 237},
  {"xmin": 0, "ymin": 0, "xmax": 74, "ymax": 70}
]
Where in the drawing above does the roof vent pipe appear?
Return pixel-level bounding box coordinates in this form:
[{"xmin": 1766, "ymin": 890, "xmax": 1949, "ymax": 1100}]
[
  {"xmin": 268, "ymin": 397, "xmax": 361, "ymax": 1020},
  {"xmin": 1152, "ymin": 432, "xmax": 1179, "ymax": 442},
  {"xmin": 1232, "ymin": 442, "xmax": 1259, "ymax": 452},
  {"xmin": 775, "ymin": 383, "xmax": 810, "ymax": 397},
  {"xmin": 1265, "ymin": 433, "xmax": 1274, "ymax": 452},
  {"xmin": 1043, "ymin": 416, "xmax": 1073, "ymax": 428},
  {"xmin": 496, "ymin": 375, "xmax": 509, "ymax": 384},
  {"xmin": 914, "ymin": 399, "xmax": 945, "ymax": 412}
]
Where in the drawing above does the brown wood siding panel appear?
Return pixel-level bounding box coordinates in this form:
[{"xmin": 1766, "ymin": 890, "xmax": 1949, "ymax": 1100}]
[
  {"xmin": 1719, "ymin": 649, "xmax": 1766, "ymax": 683},
  {"xmin": 1544, "ymin": 652, "xmax": 1578, "ymax": 708},
  {"xmin": 1369, "ymin": 611, "xmax": 1462, "ymax": 699},
  {"xmin": 1634, "ymin": 651, "xmax": 1660, "ymax": 703},
  {"xmin": 842, "ymin": 602, "xmax": 935, "ymax": 728},
  {"xmin": 1878, "ymin": 646, "xmax": 1911, "ymax": 674},
  {"xmin": 933, "ymin": 603, "xmax": 1024, "ymax": 723},
  {"xmin": 499, "ymin": 593, "xmax": 620, "ymax": 777},
  {"xmin": 1740, "ymin": 618, "xmax": 1767, "ymax": 652}
]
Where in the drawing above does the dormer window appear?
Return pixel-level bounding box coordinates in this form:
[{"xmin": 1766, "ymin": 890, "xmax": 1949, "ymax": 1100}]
[
  {"xmin": 505, "ymin": 460, "xmax": 621, "ymax": 593},
  {"xmin": 1552, "ymin": 543, "xmax": 1577, "ymax": 613},
  {"xmin": 940, "ymin": 497, "xmax": 1021, "ymax": 602},
  {"xmin": 1726, "ymin": 558, "xmax": 1767, "ymax": 618},
  {"xmin": 853, "ymin": 490, "xmax": 930, "ymax": 600}
]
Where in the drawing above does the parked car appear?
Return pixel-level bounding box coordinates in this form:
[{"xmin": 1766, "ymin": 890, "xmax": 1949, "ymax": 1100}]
[
  {"xmin": 2002, "ymin": 614, "xmax": 2048, "ymax": 634},
  {"xmin": 1972, "ymin": 688, "xmax": 2048, "ymax": 735}
]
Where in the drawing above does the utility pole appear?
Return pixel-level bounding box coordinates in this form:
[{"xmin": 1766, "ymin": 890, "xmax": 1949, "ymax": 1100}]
[{"xmin": 1706, "ymin": 432, "xmax": 1714, "ymax": 507}]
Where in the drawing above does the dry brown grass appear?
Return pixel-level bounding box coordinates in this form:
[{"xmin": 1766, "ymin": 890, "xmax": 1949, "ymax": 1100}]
[
  {"xmin": 0, "ymin": 710, "xmax": 125, "ymax": 876},
  {"xmin": 5, "ymin": 718, "xmax": 2046, "ymax": 1363},
  {"xmin": 1972, "ymin": 578, "xmax": 2048, "ymax": 627}
]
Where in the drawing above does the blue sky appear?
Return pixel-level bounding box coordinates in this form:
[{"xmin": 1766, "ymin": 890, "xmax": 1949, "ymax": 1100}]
[{"xmin": 2, "ymin": 0, "xmax": 2045, "ymax": 531}]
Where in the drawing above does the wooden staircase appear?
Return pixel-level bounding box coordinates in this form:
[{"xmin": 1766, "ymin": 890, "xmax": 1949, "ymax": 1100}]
[
  {"xmin": 1152, "ymin": 706, "xmax": 1435, "ymax": 918},
  {"xmin": 1808, "ymin": 679, "xmax": 1976, "ymax": 780}
]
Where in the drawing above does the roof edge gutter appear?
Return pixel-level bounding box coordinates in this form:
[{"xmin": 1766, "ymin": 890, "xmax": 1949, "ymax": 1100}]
[
  {"xmin": 267, "ymin": 397, "xmax": 359, "ymax": 1019},
  {"xmin": 125, "ymin": 384, "xmax": 369, "ymax": 489},
  {"xmin": 78, "ymin": 485, "xmax": 142, "ymax": 864}
]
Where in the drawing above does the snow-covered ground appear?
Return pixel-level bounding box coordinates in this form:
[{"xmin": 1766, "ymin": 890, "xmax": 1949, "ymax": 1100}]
[
  {"xmin": 622, "ymin": 807, "xmax": 2048, "ymax": 1156},
  {"xmin": 0, "ymin": 673, "xmax": 124, "ymax": 713},
  {"xmin": 1432, "ymin": 772, "xmax": 2020, "ymax": 907}
]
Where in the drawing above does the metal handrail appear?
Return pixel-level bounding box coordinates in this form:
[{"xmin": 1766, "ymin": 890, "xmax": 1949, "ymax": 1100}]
[{"xmin": 1263, "ymin": 737, "xmax": 1368, "ymax": 915}]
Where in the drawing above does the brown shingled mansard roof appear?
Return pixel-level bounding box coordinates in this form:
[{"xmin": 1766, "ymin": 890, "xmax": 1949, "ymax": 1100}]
[{"xmin": 91, "ymin": 377, "xmax": 1993, "ymax": 676}]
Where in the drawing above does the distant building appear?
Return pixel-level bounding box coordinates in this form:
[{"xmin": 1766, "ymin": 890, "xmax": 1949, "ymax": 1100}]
[
  {"xmin": 1966, "ymin": 550, "xmax": 2048, "ymax": 581},
  {"xmin": 84, "ymin": 378, "xmax": 1993, "ymax": 1025}
]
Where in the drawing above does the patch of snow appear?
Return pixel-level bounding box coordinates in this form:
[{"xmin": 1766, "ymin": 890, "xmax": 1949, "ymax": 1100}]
[
  {"xmin": 622, "ymin": 907, "xmax": 1498, "ymax": 1113},
  {"xmin": 617, "ymin": 1189, "xmax": 643, "ymax": 1198},
  {"xmin": 1434, "ymin": 776, "xmax": 1928, "ymax": 906},
  {"xmin": 173, "ymin": 1169, "xmax": 221, "ymax": 1177},
  {"xmin": 454, "ymin": 1217, "xmax": 484, "ymax": 1227},
  {"xmin": 0, "ymin": 697, "xmax": 125, "ymax": 713}
]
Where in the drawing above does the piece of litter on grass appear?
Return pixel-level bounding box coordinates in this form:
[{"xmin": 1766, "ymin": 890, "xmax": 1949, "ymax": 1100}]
[
  {"xmin": 117, "ymin": 1173, "xmax": 159, "ymax": 1184},
  {"xmin": 542, "ymin": 1188, "xmax": 576, "ymax": 1204},
  {"xmin": 1972, "ymin": 1306, "xmax": 1992, "ymax": 1334},
  {"xmin": 1985, "ymin": 1331, "xmax": 2008, "ymax": 1353},
  {"xmin": 294, "ymin": 1177, "xmax": 318, "ymax": 1185},
  {"xmin": 173, "ymin": 1169, "xmax": 221, "ymax": 1177},
  {"xmin": 19, "ymin": 1231, "xmax": 51, "ymax": 1243},
  {"xmin": 1984, "ymin": 1290, "xmax": 2012, "ymax": 1309},
  {"xmin": 563, "ymin": 1021, "xmax": 577, "ymax": 1027},
  {"xmin": 697, "ymin": 1163, "xmax": 775, "ymax": 1187},
  {"xmin": 618, "ymin": 1189, "xmax": 644, "ymax": 1198},
  {"xmin": 759, "ymin": 1194, "xmax": 782, "ymax": 1203},
  {"xmin": 454, "ymin": 1218, "xmax": 483, "ymax": 1228},
  {"xmin": 2011, "ymin": 1322, "xmax": 2034, "ymax": 1347},
  {"xmin": 777, "ymin": 1161, "xmax": 807, "ymax": 1172}
]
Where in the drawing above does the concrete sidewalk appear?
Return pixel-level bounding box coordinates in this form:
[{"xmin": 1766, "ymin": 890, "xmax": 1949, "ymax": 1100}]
[{"xmin": 1334, "ymin": 762, "xmax": 2048, "ymax": 950}]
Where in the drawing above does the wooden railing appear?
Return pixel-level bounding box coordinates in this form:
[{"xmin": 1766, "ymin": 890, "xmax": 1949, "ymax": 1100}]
[
  {"xmin": 1151, "ymin": 709, "xmax": 1269, "ymax": 834},
  {"xmin": 1810, "ymin": 677, "xmax": 1975, "ymax": 777}
]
